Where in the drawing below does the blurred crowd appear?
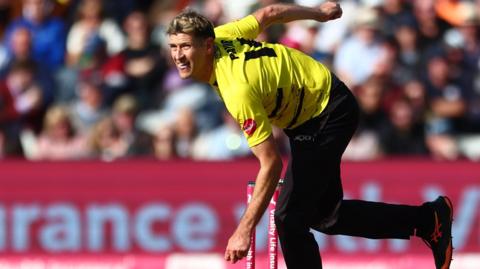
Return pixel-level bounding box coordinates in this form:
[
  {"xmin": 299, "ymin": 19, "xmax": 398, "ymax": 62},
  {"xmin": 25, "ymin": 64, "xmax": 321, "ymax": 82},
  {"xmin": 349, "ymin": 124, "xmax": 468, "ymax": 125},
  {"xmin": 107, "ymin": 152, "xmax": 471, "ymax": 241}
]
[{"xmin": 0, "ymin": 0, "xmax": 479, "ymax": 161}]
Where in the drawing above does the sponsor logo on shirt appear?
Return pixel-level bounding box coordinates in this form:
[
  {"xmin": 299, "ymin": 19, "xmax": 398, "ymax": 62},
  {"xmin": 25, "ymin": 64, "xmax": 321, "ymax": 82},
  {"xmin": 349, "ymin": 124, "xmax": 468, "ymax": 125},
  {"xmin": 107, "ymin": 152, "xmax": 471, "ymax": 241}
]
[
  {"xmin": 242, "ymin": 119, "xmax": 257, "ymax": 136},
  {"xmin": 220, "ymin": 40, "xmax": 239, "ymax": 60}
]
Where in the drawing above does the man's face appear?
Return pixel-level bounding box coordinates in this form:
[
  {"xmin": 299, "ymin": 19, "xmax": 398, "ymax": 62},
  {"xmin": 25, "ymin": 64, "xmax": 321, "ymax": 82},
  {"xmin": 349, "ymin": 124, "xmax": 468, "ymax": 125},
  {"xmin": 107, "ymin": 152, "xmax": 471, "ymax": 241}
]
[
  {"xmin": 23, "ymin": 0, "xmax": 47, "ymax": 23},
  {"xmin": 168, "ymin": 33, "xmax": 212, "ymax": 81},
  {"xmin": 11, "ymin": 28, "xmax": 31, "ymax": 57}
]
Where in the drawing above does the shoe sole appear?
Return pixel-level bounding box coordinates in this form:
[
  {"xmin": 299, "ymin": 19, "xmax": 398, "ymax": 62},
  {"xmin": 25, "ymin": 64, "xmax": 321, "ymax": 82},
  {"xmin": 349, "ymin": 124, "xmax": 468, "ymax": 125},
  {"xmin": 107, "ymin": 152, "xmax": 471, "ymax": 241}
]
[{"xmin": 440, "ymin": 196, "xmax": 453, "ymax": 269}]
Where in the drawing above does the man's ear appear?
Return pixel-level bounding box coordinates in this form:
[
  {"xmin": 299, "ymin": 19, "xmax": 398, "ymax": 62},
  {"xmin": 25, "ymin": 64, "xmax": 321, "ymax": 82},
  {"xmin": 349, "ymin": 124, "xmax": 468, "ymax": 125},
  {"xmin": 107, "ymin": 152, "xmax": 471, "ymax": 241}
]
[{"xmin": 205, "ymin": 37, "xmax": 215, "ymax": 54}]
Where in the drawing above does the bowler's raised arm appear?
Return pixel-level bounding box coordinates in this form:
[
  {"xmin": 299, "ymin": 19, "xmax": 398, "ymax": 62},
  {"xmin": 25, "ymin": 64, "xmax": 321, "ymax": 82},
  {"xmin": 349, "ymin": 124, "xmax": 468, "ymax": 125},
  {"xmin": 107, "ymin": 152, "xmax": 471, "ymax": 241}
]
[{"xmin": 253, "ymin": 1, "xmax": 342, "ymax": 32}]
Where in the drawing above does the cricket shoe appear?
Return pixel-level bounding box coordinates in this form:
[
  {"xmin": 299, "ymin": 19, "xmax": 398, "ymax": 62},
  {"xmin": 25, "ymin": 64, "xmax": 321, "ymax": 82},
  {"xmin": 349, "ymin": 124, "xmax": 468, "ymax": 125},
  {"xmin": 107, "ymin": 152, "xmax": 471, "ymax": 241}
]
[{"xmin": 421, "ymin": 196, "xmax": 453, "ymax": 269}]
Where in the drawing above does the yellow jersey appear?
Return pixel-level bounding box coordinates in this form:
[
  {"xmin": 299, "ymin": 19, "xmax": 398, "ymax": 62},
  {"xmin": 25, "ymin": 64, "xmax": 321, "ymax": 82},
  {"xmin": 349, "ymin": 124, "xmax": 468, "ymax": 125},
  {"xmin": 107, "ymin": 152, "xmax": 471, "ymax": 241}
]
[{"xmin": 209, "ymin": 15, "xmax": 332, "ymax": 147}]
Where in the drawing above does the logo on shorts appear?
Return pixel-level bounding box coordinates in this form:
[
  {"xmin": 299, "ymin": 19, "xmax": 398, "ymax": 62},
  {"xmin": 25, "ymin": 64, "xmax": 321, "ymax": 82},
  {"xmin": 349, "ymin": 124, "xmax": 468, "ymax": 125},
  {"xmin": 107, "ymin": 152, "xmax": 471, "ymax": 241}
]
[
  {"xmin": 242, "ymin": 119, "xmax": 257, "ymax": 136},
  {"xmin": 294, "ymin": 135, "xmax": 314, "ymax": 142}
]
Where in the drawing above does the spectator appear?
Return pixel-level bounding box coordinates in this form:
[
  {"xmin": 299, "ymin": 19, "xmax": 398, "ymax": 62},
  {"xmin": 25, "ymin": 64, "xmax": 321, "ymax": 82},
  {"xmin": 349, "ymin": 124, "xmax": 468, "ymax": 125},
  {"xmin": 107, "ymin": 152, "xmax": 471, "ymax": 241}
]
[
  {"xmin": 402, "ymin": 78, "xmax": 427, "ymax": 123},
  {"xmin": 423, "ymin": 54, "xmax": 466, "ymax": 134},
  {"xmin": 380, "ymin": 0, "xmax": 414, "ymax": 38},
  {"xmin": 423, "ymin": 54, "xmax": 465, "ymax": 160},
  {"xmin": 412, "ymin": 0, "xmax": 450, "ymax": 50},
  {"xmin": 0, "ymin": 60, "xmax": 44, "ymax": 132},
  {"xmin": 88, "ymin": 116, "xmax": 128, "ymax": 161},
  {"xmin": 344, "ymin": 76, "xmax": 387, "ymax": 160},
  {"xmin": 4, "ymin": 0, "xmax": 66, "ymax": 71},
  {"xmin": 355, "ymin": 76, "xmax": 389, "ymax": 133},
  {"xmin": 102, "ymin": 10, "xmax": 168, "ymax": 108},
  {"xmin": 66, "ymin": 0, "xmax": 125, "ymax": 68},
  {"xmin": 32, "ymin": 104, "xmax": 89, "ymax": 160},
  {"xmin": 56, "ymin": 0, "xmax": 124, "ymax": 103},
  {"xmin": 0, "ymin": 60, "xmax": 45, "ymax": 157},
  {"xmin": 391, "ymin": 15, "xmax": 422, "ymax": 84},
  {"xmin": 379, "ymin": 97, "xmax": 428, "ymax": 155},
  {"xmin": 456, "ymin": 3, "xmax": 480, "ymax": 71},
  {"xmin": 454, "ymin": 4, "xmax": 480, "ymax": 133},
  {"xmin": 173, "ymin": 107, "xmax": 197, "ymax": 158},
  {"xmin": 372, "ymin": 38, "xmax": 398, "ymax": 82},
  {"xmin": 69, "ymin": 73, "xmax": 108, "ymax": 134},
  {"xmin": 444, "ymin": 2, "xmax": 480, "ymax": 160},
  {"xmin": 0, "ymin": 27, "xmax": 31, "ymax": 75},
  {"xmin": 153, "ymin": 124, "xmax": 176, "ymax": 160},
  {"xmin": 0, "ymin": 27, "xmax": 55, "ymax": 104},
  {"xmin": 111, "ymin": 94, "xmax": 154, "ymax": 157},
  {"xmin": 334, "ymin": 7, "xmax": 388, "ymax": 88}
]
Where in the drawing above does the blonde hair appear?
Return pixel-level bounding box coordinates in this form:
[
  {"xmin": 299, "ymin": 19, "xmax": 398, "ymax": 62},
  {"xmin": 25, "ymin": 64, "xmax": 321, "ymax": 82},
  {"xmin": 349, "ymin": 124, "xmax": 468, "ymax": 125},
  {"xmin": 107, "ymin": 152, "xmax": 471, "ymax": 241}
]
[
  {"xmin": 89, "ymin": 116, "xmax": 120, "ymax": 152},
  {"xmin": 43, "ymin": 105, "xmax": 74, "ymax": 137},
  {"xmin": 166, "ymin": 9, "xmax": 215, "ymax": 40},
  {"xmin": 113, "ymin": 94, "xmax": 138, "ymax": 115}
]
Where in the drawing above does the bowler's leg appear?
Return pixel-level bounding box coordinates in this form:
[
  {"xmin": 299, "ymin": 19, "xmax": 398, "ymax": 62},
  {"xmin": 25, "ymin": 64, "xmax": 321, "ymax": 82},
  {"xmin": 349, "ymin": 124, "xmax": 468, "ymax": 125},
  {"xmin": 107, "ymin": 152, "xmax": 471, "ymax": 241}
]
[
  {"xmin": 275, "ymin": 81, "xmax": 359, "ymax": 269},
  {"xmin": 317, "ymin": 199, "xmax": 427, "ymax": 239},
  {"xmin": 274, "ymin": 160, "xmax": 325, "ymax": 269}
]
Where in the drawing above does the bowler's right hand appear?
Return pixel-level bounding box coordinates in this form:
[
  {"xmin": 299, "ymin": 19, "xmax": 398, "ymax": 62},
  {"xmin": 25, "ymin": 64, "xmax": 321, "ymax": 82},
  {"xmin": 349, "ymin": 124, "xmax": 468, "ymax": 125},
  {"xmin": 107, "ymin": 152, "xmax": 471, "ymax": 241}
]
[{"xmin": 318, "ymin": 1, "xmax": 342, "ymax": 22}]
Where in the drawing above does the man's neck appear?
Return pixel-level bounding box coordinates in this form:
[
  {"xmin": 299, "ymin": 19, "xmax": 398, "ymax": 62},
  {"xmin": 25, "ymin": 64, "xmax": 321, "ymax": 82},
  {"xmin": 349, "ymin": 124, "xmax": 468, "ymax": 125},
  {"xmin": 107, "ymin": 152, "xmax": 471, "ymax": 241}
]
[{"xmin": 198, "ymin": 56, "xmax": 215, "ymax": 83}]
